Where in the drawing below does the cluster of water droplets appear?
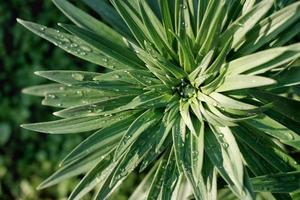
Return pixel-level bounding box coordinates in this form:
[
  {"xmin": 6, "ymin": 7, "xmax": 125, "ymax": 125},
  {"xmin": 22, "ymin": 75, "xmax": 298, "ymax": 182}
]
[
  {"xmin": 38, "ymin": 26, "xmax": 94, "ymax": 57},
  {"xmin": 217, "ymin": 132, "xmax": 229, "ymax": 149},
  {"xmin": 173, "ymin": 79, "xmax": 197, "ymax": 100}
]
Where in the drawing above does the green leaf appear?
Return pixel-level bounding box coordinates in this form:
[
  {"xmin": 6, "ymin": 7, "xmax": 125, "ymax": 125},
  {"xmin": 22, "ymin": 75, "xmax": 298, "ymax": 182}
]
[
  {"xmin": 67, "ymin": 150, "xmax": 116, "ymax": 200},
  {"xmin": 272, "ymin": 67, "xmax": 300, "ymax": 88},
  {"xmin": 227, "ymin": 43, "xmax": 300, "ymax": 75},
  {"xmin": 117, "ymin": 90, "xmax": 172, "ymax": 111},
  {"xmin": 248, "ymin": 90, "xmax": 300, "ymax": 123},
  {"xmin": 41, "ymin": 88, "xmax": 120, "ymax": 108},
  {"xmin": 245, "ymin": 115, "xmax": 300, "ymax": 150},
  {"xmin": 110, "ymin": 0, "xmax": 149, "ymax": 46},
  {"xmin": 93, "ymin": 69, "xmax": 161, "ymax": 86},
  {"xmin": 204, "ymin": 126, "xmax": 254, "ymax": 199},
  {"xmin": 54, "ymin": 95, "xmax": 135, "ymax": 118},
  {"xmin": 60, "ymin": 113, "xmax": 138, "ymax": 165},
  {"xmin": 251, "ymin": 171, "xmax": 300, "ymax": 193},
  {"xmin": 232, "ymin": 125, "xmax": 298, "ymax": 172},
  {"xmin": 146, "ymin": 153, "xmax": 169, "ymax": 200},
  {"xmin": 236, "ymin": 1, "xmax": 300, "ymax": 55},
  {"xmin": 16, "ymin": 19, "xmax": 116, "ymax": 69},
  {"xmin": 129, "ymin": 165, "xmax": 157, "ymax": 200},
  {"xmin": 115, "ymin": 109, "xmax": 161, "ymax": 158},
  {"xmin": 52, "ymin": 0, "xmax": 125, "ymax": 46},
  {"xmin": 83, "ymin": 0, "xmax": 132, "ymax": 38},
  {"xmin": 22, "ymin": 84, "xmax": 65, "ymax": 97},
  {"xmin": 21, "ymin": 110, "xmax": 137, "ymax": 134},
  {"xmin": 139, "ymin": 0, "xmax": 177, "ymax": 60},
  {"xmin": 160, "ymin": 148, "xmax": 179, "ymax": 200},
  {"xmin": 179, "ymin": 100, "xmax": 195, "ymax": 134},
  {"xmin": 37, "ymin": 150, "xmax": 102, "ymax": 189},
  {"xmin": 209, "ymin": 92, "xmax": 257, "ymax": 110},
  {"xmin": 216, "ymin": 75, "xmax": 276, "ymax": 92},
  {"xmin": 219, "ymin": 0, "xmax": 273, "ymax": 50},
  {"xmin": 34, "ymin": 70, "xmax": 101, "ymax": 85},
  {"xmin": 110, "ymin": 125, "xmax": 162, "ymax": 187},
  {"xmin": 59, "ymin": 23, "xmax": 144, "ymax": 70}
]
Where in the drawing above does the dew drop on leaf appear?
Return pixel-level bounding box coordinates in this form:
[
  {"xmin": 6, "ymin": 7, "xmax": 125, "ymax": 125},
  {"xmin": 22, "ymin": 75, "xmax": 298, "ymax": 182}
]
[
  {"xmin": 47, "ymin": 94, "xmax": 56, "ymax": 99},
  {"xmin": 80, "ymin": 45, "xmax": 92, "ymax": 52},
  {"xmin": 72, "ymin": 73, "xmax": 84, "ymax": 81},
  {"xmin": 222, "ymin": 143, "xmax": 229, "ymax": 149}
]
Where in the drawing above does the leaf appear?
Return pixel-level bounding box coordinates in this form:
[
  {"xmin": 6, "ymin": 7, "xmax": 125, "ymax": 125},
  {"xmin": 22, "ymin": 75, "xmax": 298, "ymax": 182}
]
[
  {"xmin": 114, "ymin": 109, "xmax": 161, "ymax": 158},
  {"xmin": 160, "ymin": 148, "xmax": 180, "ymax": 200},
  {"xmin": 219, "ymin": 0, "xmax": 273, "ymax": 50},
  {"xmin": 110, "ymin": 125, "xmax": 162, "ymax": 187},
  {"xmin": 245, "ymin": 115, "xmax": 300, "ymax": 150},
  {"xmin": 60, "ymin": 113, "xmax": 138, "ymax": 165},
  {"xmin": 37, "ymin": 150, "xmax": 102, "ymax": 189},
  {"xmin": 52, "ymin": 0, "xmax": 125, "ymax": 46},
  {"xmin": 179, "ymin": 100, "xmax": 195, "ymax": 134},
  {"xmin": 236, "ymin": 1, "xmax": 300, "ymax": 55},
  {"xmin": 251, "ymin": 171, "xmax": 300, "ymax": 193},
  {"xmin": 41, "ymin": 88, "xmax": 121, "ymax": 108},
  {"xmin": 209, "ymin": 92, "xmax": 257, "ymax": 110},
  {"xmin": 16, "ymin": 19, "xmax": 117, "ymax": 70},
  {"xmin": 83, "ymin": 0, "xmax": 132, "ymax": 38},
  {"xmin": 67, "ymin": 150, "xmax": 116, "ymax": 200},
  {"xmin": 204, "ymin": 125, "xmax": 254, "ymax": 199},
  {"xmin": 272, "ymin": 67, "xmax": 300, "ymax": 88},
  {"xmin": 22, "ymin": 84, "xmax": 65, "ymax": 97},
  {"xmin": 232, "ymin": 125, "xmax": 298, "ymax": 172},
  {"xmin": 70, "ymin": 81, "xmax": 143, "ymax": 95},
  {"xmin": 34, "ymin": 70, "xmax": 101, "ymax": 85},
  {"xmin": 93, "ymin": 69, "xmax": 161, "ymax": 86},
  {"xmin": 54, "ymin": 95, "xmax": 135, "ymax": 118},
  {"xmin": 146, "ymin": 153, "xmax": 169, "ymax": 200},
  {"xmin": 21, "ymin": 110, "xmax": 138, "ymax": 134},
  {"xmin": 215, "ymin": 75, "xmax": 276, "ymax": 92},
  {"xmin": 139, "ymin": 0, "xmax": 177, "ymax": 60},
  {"xmin": 129, "ymin": 165, "xmax": 157, "ymax": 200},
  {"xmin": 248, "ymin": 90, "xmax": 300, "ymax": 123},
  {"xmin": 227, "ymin": 43, "xmax": 300, "ymax": 75},
  {"xmin": 117, "ymin": 90, "xmax": 172, "ymax": 111},
  {"xmin": 59, "ymin": 23, "xmax": 144, "ymax": 70},
  {"xmin": 110, "ymin": 0, "xmax": 149, "ymax": 46}
]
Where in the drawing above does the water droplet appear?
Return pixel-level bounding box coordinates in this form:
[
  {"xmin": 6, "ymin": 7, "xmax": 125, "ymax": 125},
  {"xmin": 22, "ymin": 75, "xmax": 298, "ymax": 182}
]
[
  {"xmin": 70, "ymin": 43, "xmax": 78, "ymax": 48},
  {"xmin": 76, "ymin": 90, "xmax": 84, "ymax": 96},
  {"xmin": 287, "ymin": 133, "xmax": 295, "ymax": 140},
  {"xmin": 59, "ymin": 87, "xmax": 65, "ymax": 91},
  {"xmin": 80, "ymin": 52, "xmax": 87, "ymax": 56},
  {"xmin": 102, "ymin": 58, "xmax": 108, "ymax": 62},
  {"xmin": 82, "ymin": 100, "xmax": 89, "ymax": 104},
  {"xmin": 80, "ymin": 45, "xmax": 92, "ymax": 52},
  {"xmin": 181, "ymin": 4, "xmax": 187, "ymax": 9},
  {"xmin": 60, "ymin": 36, "xmax": 71, "ymax": 43},
  {"xmin": 72, "ymin": 73, "xmax": 84, "ymax": 81},
  {"xmin": 57, "ymin": 103, "xmax": 63, "ymax": 107},
  {"xmin": 47, "ymin": 94, "xmax": 56, "ymax": 99},
  {"xmin": 114, "ymin": 75, "xmax": 120, "ymax": 79},
  {"xmin": 222, "ymin": 143, "xmax": 229, "ymax": 149},
  {"xmin": 40, "ymin": 27, "xmax": 46, "ymax": 31}
]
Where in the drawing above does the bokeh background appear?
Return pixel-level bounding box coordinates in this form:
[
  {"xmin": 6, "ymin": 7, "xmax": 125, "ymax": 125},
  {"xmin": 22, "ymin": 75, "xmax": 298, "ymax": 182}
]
[{"xmin": 0, "ymin": 1, "xmax": 139, "ymax": 199}]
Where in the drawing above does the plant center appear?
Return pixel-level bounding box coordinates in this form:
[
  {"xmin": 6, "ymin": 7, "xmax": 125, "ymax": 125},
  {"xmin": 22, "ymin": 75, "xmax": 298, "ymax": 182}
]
[{"xmin": 173, "ymin": 79, "xmax": 197, "ymax": 100}]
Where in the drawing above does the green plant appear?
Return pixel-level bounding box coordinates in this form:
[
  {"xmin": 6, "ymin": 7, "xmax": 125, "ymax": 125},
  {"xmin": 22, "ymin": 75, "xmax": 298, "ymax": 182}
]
[{"xmin": 18, "ymin": 0, "xmax": 300, "ymax": 199}]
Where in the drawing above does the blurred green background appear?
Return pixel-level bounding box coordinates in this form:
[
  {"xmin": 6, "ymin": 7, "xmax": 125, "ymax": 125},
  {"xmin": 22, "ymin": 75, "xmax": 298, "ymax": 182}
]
[{"xmin": 0, "ymin": 1, "xmax": 139, "ymax": 199}]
